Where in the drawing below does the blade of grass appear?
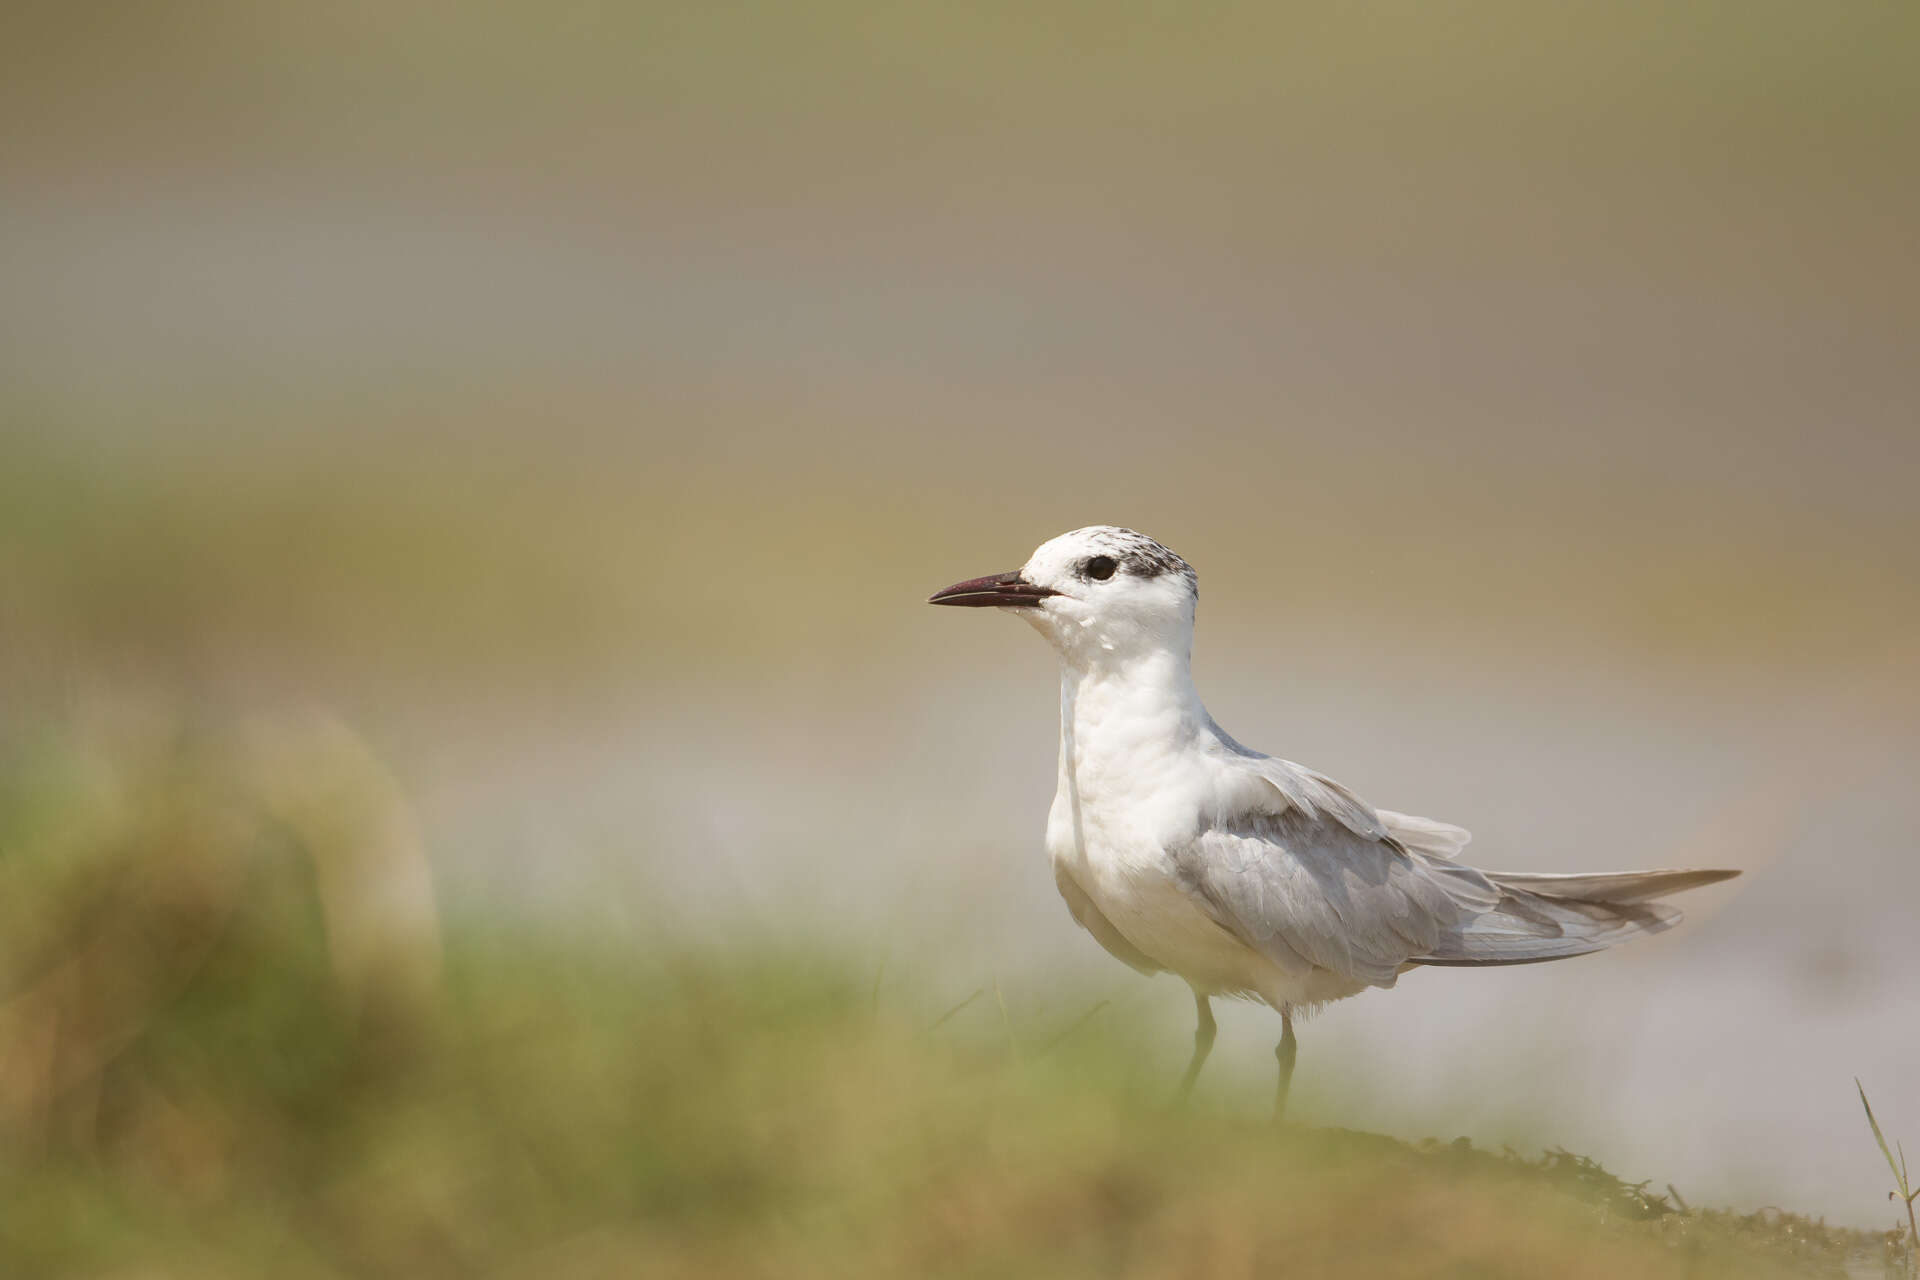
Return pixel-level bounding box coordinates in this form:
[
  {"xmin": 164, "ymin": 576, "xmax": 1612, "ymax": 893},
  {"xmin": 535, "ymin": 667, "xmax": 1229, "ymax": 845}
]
[
  {"xmin": 1859, "ymin": 1078, "xmax": 1920, "ymax": 1275},
  {"xmin": 926, "ymin": 987, "xmax": 983, "ymax": 1033},
  {"xmin": 993, "ymin": 976, "xmax": 1021, "ymax": 1066},
  {"xmin": 1858, "ymin": 1079, "xmax": 1909, "ymax": 1196},
  {"xmin": 1037, "ymin": 999, "xmax": 1109, "ymax": 1058}
]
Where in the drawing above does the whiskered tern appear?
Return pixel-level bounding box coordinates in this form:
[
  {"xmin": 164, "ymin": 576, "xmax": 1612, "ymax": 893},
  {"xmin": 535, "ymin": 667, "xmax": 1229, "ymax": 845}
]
[{"xmin": 930, "ymin": 525, "xmax": 1739, "ymax": 1116}]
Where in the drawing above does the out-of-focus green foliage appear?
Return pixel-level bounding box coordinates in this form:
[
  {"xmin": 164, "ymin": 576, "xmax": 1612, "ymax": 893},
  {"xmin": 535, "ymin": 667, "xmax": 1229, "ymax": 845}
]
[
  {"xmin": 4, "ymin": 416, "xmax": 1915, "ymax": 709},
  {"xmin": 0, "ymin": 719, "xmax": 1896, "ymax": 1278}
]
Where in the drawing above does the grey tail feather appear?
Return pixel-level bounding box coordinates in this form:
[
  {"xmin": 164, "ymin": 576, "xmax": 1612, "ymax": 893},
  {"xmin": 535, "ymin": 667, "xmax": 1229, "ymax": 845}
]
[
  {"xmin": 1410, "ymin": 868, "xmax": 1740, "ymax": 969},
  {"xmin": 1480, "ymin": 867, "xmax": 1741, "ymax": 904}
]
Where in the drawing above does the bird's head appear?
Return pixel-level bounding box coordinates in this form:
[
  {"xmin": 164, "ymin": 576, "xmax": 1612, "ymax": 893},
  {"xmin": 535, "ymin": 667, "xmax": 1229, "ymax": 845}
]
[{"xmin": 929, "ymin": 526, "xmax": 1198, "ymax": 666}]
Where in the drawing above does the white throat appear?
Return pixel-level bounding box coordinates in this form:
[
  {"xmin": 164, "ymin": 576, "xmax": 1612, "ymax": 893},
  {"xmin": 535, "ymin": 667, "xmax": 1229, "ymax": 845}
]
[{"xmin": 1055, "ymin": 637, "xmax": 1210, "ymax": 799}]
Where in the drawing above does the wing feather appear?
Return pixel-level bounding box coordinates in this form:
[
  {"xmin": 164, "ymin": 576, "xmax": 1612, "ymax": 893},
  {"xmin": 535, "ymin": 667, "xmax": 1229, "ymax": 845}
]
[
  {"xmin": 1173, "ymin": 748, "xmax": 1730, "ymax": 989},
  {"xmin": 1377, "ymin": 809, "xmax": 1473, "ymax": 860},
  {"xmin": 1172, "ymin": 807, "xmax": 1495, "ymax": 987},
  {"xmin": 1484, "ymin": 868, "xmax": 1739, "ymax": 903}
]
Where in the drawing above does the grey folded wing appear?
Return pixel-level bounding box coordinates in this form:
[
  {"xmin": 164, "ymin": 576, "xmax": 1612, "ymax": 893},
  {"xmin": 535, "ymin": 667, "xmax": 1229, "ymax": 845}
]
[
  {"xmin": 1170, "ymin": 805, "xmax": 1503, "ymax": 987},
  {"xmin": 1170, "ymin": 754, "xmax": 1726, "ymax": 987}
]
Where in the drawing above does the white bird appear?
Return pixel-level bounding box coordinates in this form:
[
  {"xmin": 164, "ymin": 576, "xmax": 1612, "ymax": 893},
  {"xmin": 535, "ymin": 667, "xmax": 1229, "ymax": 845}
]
[{"xmin": 929, "ymin": 525, "xmax": 1739, "ymax": 1116}]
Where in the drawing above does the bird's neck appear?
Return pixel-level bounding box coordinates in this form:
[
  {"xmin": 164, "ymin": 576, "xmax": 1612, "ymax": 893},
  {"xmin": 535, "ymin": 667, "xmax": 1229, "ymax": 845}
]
[{"xmin": 1056, "ymin": 647, "xmax": 1209, "ymax": 790}]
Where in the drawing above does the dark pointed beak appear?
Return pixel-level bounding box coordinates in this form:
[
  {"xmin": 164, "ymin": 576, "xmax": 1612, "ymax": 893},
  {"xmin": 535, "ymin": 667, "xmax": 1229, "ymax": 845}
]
[{"xmin": 927, "ymin": 570, "xmax": 1059, "ymax": 608}]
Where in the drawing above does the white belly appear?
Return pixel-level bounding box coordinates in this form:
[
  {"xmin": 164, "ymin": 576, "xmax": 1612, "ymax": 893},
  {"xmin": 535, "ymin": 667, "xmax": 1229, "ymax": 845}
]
[
  {"xmin": 1092, "ymin": 865, "xmax": 1263, "ymax": 993},
  {"xmin": 1044, "ymin": 679, "xmax": 1376, "ymax": 1012},
  {"xmin": 1048, "ymin": 807, "xmax": 1372, "ymax": 1011}
]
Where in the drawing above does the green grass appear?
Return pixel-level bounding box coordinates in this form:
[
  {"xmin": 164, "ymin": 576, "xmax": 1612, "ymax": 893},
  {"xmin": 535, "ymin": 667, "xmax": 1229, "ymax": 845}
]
[
  {"xmin": 0, "ymin": 721, "xmax": 1904, "ymax": 1278},
  {"xmin": 1859, "ymin": 1081, "xmax": 1920, "ymax": 1276}
]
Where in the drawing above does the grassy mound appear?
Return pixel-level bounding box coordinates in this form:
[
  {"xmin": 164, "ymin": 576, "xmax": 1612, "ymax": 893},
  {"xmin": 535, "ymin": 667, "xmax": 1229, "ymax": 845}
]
[{"xmin": 0, "ymin": 723, "xmax": 1904, "ymax": 1277}]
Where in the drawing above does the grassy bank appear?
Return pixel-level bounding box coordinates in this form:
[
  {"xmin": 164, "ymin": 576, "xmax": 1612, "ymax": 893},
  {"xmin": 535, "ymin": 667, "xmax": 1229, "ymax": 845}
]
[{"xmin": 0, "ymin": 722, "xmax": 1904, "ymax": 1278}]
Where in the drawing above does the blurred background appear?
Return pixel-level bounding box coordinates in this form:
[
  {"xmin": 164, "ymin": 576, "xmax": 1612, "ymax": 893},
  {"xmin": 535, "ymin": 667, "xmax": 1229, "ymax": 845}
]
[{"xmin": 2, "ymin": 0, "xmax": 1917, "ymax": 1268}]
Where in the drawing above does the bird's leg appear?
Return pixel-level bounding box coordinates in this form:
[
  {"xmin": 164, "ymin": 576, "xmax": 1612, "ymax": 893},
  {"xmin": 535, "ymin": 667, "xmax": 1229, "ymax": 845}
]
[
  {"xmin": 1273, "ymin": 1007, "xmax": 1298, "ymax": 1122},
  {"xmin": 1174, "ymin": 990, "xmax": 1216, "ymax": 1103}
]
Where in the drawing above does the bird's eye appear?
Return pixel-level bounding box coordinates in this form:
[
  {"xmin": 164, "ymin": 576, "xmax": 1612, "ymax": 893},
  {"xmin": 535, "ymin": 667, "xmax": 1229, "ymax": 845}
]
[{"xmin": 1085, "ymin": 555, "xmax": 1118, "ymax": 581}]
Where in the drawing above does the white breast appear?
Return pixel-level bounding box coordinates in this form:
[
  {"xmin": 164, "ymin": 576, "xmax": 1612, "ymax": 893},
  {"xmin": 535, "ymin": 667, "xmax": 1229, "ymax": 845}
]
[
  {"xmin": 1045, "ymin": 685, "xmax": 1372, "ymax": 1009},
  {"xmin": 1046, "ymin": 706, "xmax": 1267, "ymax": 998}
]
